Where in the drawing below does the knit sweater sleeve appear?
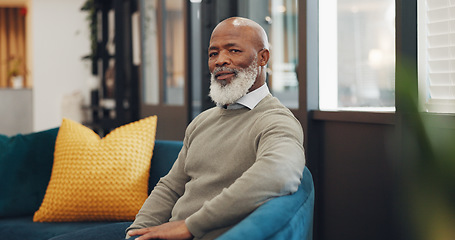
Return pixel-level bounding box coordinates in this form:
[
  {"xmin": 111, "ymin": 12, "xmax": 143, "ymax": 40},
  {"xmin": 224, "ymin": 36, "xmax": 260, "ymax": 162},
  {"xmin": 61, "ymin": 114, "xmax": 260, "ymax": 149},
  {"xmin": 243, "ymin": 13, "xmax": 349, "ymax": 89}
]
[
  {"xmin": 126, "ymin": 137, "xmax": 191, "ymax": 232},
  {"xmin": 185, "ymin": 109, "xmax": 306, "ymax": 238}
]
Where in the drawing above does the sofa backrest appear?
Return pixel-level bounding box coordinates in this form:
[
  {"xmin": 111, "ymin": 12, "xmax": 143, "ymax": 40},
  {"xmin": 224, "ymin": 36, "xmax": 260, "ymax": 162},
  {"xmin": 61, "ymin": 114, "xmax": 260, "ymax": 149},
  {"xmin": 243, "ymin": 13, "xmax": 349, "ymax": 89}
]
[
  {"xmin": 0, "ymin": 128, "xmax": 59, "ymax": 217},
  {"xmin": 148, "ymin": 140, "xmax": 183, "ymax": 193},
  {"xmin": 0, "ymin": 126, "xmax": 182, "ymax": 218}
]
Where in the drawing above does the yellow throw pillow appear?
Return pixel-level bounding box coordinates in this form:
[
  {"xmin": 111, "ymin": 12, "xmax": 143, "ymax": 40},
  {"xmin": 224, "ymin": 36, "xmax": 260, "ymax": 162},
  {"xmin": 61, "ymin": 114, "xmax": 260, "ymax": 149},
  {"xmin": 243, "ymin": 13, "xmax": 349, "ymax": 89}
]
[{"xmin": 33, "ymin": 116, "xmax": 157, "ymax": 222}]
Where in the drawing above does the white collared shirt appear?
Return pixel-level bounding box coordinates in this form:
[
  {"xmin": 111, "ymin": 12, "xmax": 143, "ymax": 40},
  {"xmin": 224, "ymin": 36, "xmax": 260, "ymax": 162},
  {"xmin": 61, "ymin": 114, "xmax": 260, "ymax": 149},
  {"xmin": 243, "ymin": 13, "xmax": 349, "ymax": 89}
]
[{"xmin": 221, "ymin": 84, "xmax": 270, "ymax": 110}]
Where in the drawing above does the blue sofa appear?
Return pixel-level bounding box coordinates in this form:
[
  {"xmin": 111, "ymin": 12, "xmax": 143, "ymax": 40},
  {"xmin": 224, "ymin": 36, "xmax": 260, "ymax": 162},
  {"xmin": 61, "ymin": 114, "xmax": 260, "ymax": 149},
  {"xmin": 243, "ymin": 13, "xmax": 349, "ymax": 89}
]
[{"xmin": 0, "ymin": 128, "xmax": 314, "ymax": 240}]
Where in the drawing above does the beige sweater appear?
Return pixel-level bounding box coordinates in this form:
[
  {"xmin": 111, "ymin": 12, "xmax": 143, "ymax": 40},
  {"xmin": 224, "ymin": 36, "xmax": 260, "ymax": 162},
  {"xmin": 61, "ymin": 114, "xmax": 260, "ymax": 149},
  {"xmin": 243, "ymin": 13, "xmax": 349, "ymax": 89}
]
[{"xmin": 127, "ymin": 94, "xmax": 306, "ymax": 239}]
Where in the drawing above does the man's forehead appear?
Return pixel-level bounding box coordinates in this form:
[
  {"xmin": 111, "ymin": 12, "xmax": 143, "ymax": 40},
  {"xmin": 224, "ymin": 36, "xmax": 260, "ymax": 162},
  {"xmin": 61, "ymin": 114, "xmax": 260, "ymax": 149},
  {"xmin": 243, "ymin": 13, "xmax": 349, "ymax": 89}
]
[
  {"xmin": 209, "ymin": 42, "xmax": 242, "ymax": 50},
  {"xmin": 209, "ymin": 27, "xmax": 253, "ymax": 48},
  {"xmin": 211, "ymin": 27, "xmax": 245, "ymax": 39}
]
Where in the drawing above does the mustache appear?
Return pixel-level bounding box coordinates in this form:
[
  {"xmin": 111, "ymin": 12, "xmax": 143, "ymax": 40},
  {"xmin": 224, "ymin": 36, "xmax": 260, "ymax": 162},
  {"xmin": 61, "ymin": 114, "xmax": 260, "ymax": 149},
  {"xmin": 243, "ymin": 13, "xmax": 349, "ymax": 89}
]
[{"xmin": 212, "ymin": 66, "xmax": 239, "ymax": 76}]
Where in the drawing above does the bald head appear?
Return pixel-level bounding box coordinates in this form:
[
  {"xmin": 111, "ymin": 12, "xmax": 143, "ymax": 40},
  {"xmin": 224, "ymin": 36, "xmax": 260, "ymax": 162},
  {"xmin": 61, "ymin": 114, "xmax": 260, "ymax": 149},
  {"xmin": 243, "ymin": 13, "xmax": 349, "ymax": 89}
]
[{"xmin": 211, "ymin": 17, "xmax": 269, "ymax": 51}]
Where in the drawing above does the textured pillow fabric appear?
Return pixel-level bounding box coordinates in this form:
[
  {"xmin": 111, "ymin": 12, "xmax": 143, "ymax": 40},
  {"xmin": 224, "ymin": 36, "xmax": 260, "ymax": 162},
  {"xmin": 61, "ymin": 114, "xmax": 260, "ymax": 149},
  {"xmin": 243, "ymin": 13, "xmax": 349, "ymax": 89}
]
[
  {"xmin": 0, "ymin": 128, "xmax": 59, "ymax": 218},
  {"xmin": 33, "ymin": 116, "xmax": 157, "ymax": 222}
]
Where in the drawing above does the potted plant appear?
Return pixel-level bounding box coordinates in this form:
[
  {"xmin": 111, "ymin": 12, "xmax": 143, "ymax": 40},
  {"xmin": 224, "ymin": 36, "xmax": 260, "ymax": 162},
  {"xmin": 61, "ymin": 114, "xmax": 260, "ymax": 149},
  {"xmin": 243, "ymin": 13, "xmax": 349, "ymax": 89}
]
[{"xmin": 8, "ymin": 56, "xmax": 24, "ymax": 89}]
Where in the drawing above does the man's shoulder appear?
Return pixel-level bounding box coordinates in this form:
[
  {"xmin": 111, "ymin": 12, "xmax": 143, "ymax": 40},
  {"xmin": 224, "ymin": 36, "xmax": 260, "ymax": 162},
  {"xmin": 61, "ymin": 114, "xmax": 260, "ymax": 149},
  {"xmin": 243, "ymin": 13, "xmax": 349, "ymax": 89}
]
[
  {"xmin": 255, "ymin": 95, "xmax": 294, "ymax": 116},
  {"xmin": 253, "ymin": 95, "xmax": 302, "ymax": 129}
]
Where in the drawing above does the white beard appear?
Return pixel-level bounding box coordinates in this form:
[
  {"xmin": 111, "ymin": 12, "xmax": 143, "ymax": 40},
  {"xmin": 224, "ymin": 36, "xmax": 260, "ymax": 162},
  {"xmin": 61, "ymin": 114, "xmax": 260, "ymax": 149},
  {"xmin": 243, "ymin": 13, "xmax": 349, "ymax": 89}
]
[{"xmin": 209, "ymin": 60, "xmax": 259, "ymax": 106}]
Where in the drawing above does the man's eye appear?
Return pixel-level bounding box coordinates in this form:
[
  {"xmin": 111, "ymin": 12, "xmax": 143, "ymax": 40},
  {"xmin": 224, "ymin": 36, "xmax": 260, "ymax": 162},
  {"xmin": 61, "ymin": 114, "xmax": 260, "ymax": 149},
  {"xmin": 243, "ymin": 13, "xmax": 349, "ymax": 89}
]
[
  {"xmin": 230, "ymin": 49, "xmax": 241, "ymax": 53},
  {"xmin": 209, "ymin": 52, "xmax": 218, "ymax": 57}
]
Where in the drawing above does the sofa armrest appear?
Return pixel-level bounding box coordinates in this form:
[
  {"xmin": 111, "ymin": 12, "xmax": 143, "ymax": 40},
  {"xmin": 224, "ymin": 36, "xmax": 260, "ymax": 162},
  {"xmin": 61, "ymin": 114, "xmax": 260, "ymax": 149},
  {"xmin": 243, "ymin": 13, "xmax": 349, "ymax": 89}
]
[{"xmin": 216, "ymin": 167, "xmax": 314, "ymax": 240}]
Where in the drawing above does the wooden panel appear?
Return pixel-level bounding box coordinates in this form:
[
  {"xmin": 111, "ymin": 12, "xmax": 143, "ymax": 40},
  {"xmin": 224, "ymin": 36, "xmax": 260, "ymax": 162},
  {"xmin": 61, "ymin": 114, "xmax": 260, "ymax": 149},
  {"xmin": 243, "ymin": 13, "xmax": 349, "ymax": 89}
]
[
  {"xmin": 313, "ymin": 119, "xmax": 398, "ymax": 240},
  {"xmin": 141, "ymin": 105, "xmax": 186, "ymax": 141}
]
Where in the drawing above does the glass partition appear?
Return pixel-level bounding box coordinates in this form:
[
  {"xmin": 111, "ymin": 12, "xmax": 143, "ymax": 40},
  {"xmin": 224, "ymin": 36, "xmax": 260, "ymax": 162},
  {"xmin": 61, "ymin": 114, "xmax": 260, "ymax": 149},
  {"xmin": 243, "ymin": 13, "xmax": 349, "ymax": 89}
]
[
  {"xmin": 242, "ymin": 0, "xmax": 299, "ymax": 109},
  {"xmin": 140, "ymin": 0, "xmax": 186, "ymax": 106},
  {"xmin": 141, "ymin": 0, "xmax": 160, "ymax": 105},
  {"xmin": 163, "ymin": 0, "xmax": 185, "ymax": 105},
  {"xmin": 268, "ymin": 0, "xmax": 299, "ymax": 109}
]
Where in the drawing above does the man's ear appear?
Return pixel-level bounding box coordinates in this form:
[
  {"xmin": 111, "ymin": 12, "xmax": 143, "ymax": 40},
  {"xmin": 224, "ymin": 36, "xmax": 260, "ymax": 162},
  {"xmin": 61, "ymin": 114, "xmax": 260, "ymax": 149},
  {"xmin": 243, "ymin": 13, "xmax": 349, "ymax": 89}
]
[{"xmin": 257, "ymin": 49, "xmax": 270, "ymax": 67}]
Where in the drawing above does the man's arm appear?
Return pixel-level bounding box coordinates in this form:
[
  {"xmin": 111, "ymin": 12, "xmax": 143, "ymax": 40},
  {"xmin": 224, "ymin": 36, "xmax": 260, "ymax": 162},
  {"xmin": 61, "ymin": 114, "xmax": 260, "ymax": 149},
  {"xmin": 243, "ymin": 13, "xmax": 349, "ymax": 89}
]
[{"xmin": 126, "ymin": 142, "xmax": 191, "ymax": 232}]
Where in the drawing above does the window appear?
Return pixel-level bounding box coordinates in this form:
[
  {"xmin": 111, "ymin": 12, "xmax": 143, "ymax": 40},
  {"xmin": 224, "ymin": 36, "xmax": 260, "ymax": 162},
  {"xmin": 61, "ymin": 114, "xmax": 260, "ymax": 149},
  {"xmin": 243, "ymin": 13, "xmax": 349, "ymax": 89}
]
[
  {"xmin": 418, "ymin": 0, "xmax": 455, "ymax": 114},
  {"xmin": 319, "ymin": 0, "xmax": 396, "ymax": 111}
]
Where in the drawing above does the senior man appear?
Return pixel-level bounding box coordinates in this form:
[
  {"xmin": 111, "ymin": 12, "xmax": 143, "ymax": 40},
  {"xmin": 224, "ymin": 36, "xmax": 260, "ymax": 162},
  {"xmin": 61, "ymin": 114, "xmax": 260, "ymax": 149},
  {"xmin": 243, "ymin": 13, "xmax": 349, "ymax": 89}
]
[{"xmin": 127, "ymin": 17, "xmax": 305, "ymax": 240}]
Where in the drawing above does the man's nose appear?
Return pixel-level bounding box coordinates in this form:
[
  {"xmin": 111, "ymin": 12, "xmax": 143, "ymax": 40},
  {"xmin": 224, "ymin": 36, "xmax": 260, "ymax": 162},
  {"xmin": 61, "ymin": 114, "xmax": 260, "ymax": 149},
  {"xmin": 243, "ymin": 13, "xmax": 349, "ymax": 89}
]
[{"xmin": 215, "ymin": 51, "xmax": 230, "ymax": 67}]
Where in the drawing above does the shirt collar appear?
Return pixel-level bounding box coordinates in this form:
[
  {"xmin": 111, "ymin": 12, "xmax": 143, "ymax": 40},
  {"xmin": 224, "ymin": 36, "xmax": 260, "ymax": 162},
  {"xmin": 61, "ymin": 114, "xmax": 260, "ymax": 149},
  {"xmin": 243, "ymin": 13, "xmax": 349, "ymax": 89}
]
[{"xmin": 226, "ymin": 84, "xmax": 270, "ymax": 110}]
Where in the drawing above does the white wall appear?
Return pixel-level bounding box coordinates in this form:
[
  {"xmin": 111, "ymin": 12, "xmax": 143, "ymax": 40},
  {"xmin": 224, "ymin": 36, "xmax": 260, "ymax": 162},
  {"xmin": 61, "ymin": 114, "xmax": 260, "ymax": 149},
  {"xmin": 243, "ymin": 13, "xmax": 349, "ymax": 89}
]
[
  {"xmin": 0, "ymin": 89, "xmax": 33, "ymax": 135},
  {"xmin": 31, "ymin": 0, "xmax": 91, "ymax": 131}
]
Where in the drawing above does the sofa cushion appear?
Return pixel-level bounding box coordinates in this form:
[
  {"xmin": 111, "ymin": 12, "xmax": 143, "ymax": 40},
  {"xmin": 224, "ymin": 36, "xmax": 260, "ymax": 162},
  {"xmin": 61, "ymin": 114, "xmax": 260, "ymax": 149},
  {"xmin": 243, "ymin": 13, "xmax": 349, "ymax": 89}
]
[
  {"xmin": 0, "ymin": 217, "xmax": 125, "ymax": 240},
  {"xmin": 0, "ymin": 128, "xmax": 59, "ymax": 218},
  {"xmin": 48, "ymin": 221, "xmax": 132, "ymax": 240},
  {"xmin": 33, "ymin": 116, "xmax": 157, "ymax": 222}
]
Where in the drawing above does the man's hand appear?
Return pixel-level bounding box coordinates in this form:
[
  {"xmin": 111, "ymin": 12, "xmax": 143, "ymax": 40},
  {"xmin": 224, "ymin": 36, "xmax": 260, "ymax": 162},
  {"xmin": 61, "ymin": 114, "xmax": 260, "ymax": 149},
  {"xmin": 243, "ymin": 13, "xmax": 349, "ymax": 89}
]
[{"xmin": 127, "ymin": 220, "xmax": 193, "ymax": 240}]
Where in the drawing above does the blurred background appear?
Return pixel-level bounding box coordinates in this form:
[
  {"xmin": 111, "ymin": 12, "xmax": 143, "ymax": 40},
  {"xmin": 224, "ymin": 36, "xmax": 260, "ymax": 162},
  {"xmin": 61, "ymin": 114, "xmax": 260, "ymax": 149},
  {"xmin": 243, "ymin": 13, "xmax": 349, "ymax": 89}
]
[{"xmin": 0, "ymin": 0, "xmax": 454, "ymax": 239}]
